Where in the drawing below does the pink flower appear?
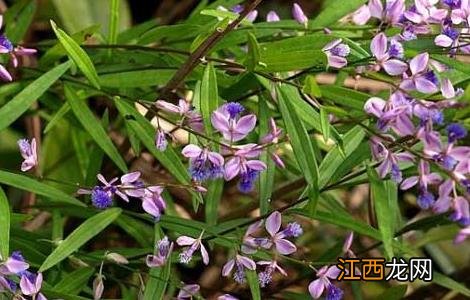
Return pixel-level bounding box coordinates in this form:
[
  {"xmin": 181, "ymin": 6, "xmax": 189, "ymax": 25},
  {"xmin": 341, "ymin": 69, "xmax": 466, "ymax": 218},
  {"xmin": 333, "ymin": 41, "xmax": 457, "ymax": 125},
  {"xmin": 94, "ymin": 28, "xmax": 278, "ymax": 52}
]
[
  {"xmin": 182, "ymin": 144, "xmax": 224, "ymax": 181},
  {"xmin": 177, "ymin": 231, "xmax": 209, "ymax": 265},
  {"xmin": 17, "ymin": 138, "xmax": 38, "ymax": 172},
  {"xmin": 400, "ymin": 52, "xmax": 439, "ymax": 94},
  {"xmin": 292, "ymin": 3, "xmax": 308, "ymax": 26},
  {"xmin": 142, "ymin": 186, "xmax": 166, "ymax": 221},
  {"xmin": 370, "ymin": 33, "xmax": 408, "ymax": 76},
  {"xmin": 322, "ymin": 39, "xmax": 350, "ymax": 69},
  {"xmin": 146, "ymin": 236, "xmax": 173, "ymax": 268},
  {"xmin": 308, "ymin": 266, "xmax": 342, "ymax": 299},
  {"xmin": 177, "ymin": 284, "xmax": 200, "ymax": 299},
  {"xmin": 222, "ymin": 253, "xmax": 256, "ymax": 284},
  {"xmin": 224, "ymin": 144, "xmax": 266, "ymax": 193},
  {"xmin": 261, "ymin": 211, "xmax": 298, "ymax": 255},
  {"xmin": 211, "ymin": 102, "xmax": 256, "ymax": 142},
  {"xmin": 257, "ymin": 260, "xmax": 287, "ymax": 287}
]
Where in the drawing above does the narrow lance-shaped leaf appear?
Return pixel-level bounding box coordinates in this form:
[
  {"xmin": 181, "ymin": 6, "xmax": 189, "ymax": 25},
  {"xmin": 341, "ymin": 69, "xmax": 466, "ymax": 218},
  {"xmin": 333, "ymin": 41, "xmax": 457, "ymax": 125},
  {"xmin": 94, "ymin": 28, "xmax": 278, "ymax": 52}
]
[
  {"xmin": 64, "ymin": 84, "xmax": 128, "ymax": 172},
  {"xmin": 246, "ymin": 269, "xmax": 261, "ymax": 300},
  {"xmin": 0, "ymin": 61, "xmax": 71, "ymax": 132},
  {"xmin": 0, "ymin": 170, "xmax": 85, "ymax": 207},
  {"xmin": 200, "ymin": 63, "xmax": 219, "ymax": 137},
  {"xmin": 39, "ymin": 208, "xmax": 122, "ymax": 272},
  {"xmin": 0, "ymin": 187, "xmax": 10, "ymax": 259},
  {"xmin": 367, "ymin": 167, "xmax": 395, "ymax": 260},
  {"xmin": 276, "ymin": 85, "xmax": 319, "ymax": 190},
  {"xmin": 50, "ymin": 20, "xmax": 101, "ymax": 89}
]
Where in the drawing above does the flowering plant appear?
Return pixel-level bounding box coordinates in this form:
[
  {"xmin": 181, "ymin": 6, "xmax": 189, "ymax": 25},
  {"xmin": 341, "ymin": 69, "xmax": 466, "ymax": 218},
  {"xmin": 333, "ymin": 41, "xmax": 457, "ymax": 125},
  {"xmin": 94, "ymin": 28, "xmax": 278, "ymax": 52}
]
[{"xmin": 0, "ymin": 0, "xmax": 469, "ymax": 299}]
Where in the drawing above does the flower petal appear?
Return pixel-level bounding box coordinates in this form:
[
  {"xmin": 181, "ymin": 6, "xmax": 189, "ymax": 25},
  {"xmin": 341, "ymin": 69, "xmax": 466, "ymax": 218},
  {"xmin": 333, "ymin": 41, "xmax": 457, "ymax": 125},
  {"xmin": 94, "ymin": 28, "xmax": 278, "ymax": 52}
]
[{"xmin": 265, "ymin": 211, "xmax": 282, "ymax": 237}]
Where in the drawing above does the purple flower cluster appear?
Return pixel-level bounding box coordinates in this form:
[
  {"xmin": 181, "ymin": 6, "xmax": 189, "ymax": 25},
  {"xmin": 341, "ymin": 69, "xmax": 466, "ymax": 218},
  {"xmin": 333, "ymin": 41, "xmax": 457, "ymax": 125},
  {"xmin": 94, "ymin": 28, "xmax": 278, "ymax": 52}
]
[
  {"xmin": 0, "ymin": 251, "xmax": 47, "ymax": 299},
  {"xmin": 77, "ymin": 172, "xmax": 168, "ymax": 220},
  {"xmin": 354, "ymin": 0, "xmax": 470, "ymax": 244},
  {"xmin": 237, "ymin": 211, "xmax": 303, "ymax": 287},
  {"xmin": 352, "ymin": 0, "xmax": 470, "ymax": 54},
  {"xmin": 156, "ymin": 100, "xmax": 284, "ymax": 194}
]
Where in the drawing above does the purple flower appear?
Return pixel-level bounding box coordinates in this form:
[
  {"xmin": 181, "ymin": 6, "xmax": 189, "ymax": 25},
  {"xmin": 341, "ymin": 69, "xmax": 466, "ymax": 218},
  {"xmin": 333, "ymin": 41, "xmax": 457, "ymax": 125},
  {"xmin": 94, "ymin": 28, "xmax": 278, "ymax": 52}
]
[
  {"xmin": 211, "ymin": 102, "xmax": 256, "ymax": 142},
  {"xmin": 177, "ymin": 284, "xmax": 200, "ymax": 299},
  {"xmin": 20, "ymin": 271, "xmax": 44, "ymax": 297},
  {"xmin": 417, "ymin": 190, "xmax": 435, "ymax": 209},
  {"xmin": 370, "ymin": 33, "xmax": 408, "ymax": 76},
  {"xmin": 155, "ymin": 129, "xmax": 168, "ymax": 151},
  {"xmin": 218, "ymin": 295, "xmax": 239, "ymax": 300},
  {"xmin": 17, "ymin": 138, "xmax": 38, "ymax": 172},
  {"xmin": 241, "ymin": 221, "xmax": 264, "ymax": 254},
  {"xmin": 404, "ymin": 0, "xmax": 448, "ymax": 24},
  {"xmin": 182, "ymin": 144, "xmax": 224, "ymax": 181},
  {"xmin": 441, "ymin": 78, "xmax": 463, "ymax": 99},
  {"xmin": 352, "ymin": 5, "xmax": 372, "ymax": 25},
  {"xmin": 447, "ymin": 123, "xmax": 467, "ymax": 143},
  {"xmin": 177, "ymin": 231, "xmax": 209, "ymax": 265},
  {"xmin": 400, "ymin": 52, "xmax": 439, "ymax": 94},
  {"xmin": 282, "ymin": 222, "xmax": 303, "ymax": 238},
  {"xmin": 222, "ymin": 254, "xmax": 256, "ymax": 284},
  {"xmin": 142, "ymin": 186, "xmax": 166, "ymax": 221},
  {"xmin": 369, "ymin": 137, "xmax": 414, "ymax": 182},
  {"xmin": 0, "ymin": 251, "xmax": 29, "ymax": 275},
  {"xmin": 146, "ymin": 236, "xmax": 173, "ymax": 268},
  {"xmin": 116, "ymin": 172, "xmax": 146, "ymax": 201},
  {"xmin": 231, "ymin": 5, "xmax": 258, "ymax": 22},
  {"xmin": 435, "ymin": 26, "xmax": 460, "ymax": 47},
  {"xmin": 433, "ymin": 179, "xmax": 454, "ymax": 213},
  {"xmin": 260, "ymin": 118, "xmax": 282, "ymax": 144},
  {"xmin": 308, "ymin": 265, "xmax": 342, "ymax": 299},
  {"xmin": 454, "ymin": 226, "xmax": 470, "ymax": 244},
  {"xmin": 451, "ymin": 197, "xmax": 470, "ymax": 226},
  {"xmin": 224, "ymin": 144, "xmax": 266, "ymax": 193},
  {"xmin": 322, "ymin": 39, "xmax": 350, "ymax": 69},
  {"xmin": 259, "ymin": 211, "xmax": 298, "ymax": 255},
  {"xmin": 364, "ymin": 94, "xmax": 415, "ymax": 136},
  {"xmin": 400, "ymin": 160, "xmax": 442, "ymax": 190},
  {"xmin": 353, "ymin": 0, "xmax": 405, "ymax": 25},
  {"xmin": 292, "ymin": 3, "xmax": 308, "ymax": 26},
  {"xmin": 451, "ymin": 0, "xmax": 470, "ymax": 24},
  {"xmin": 156, "ymin": 99, "xmax": 204, "ymax": 132},
  {"xmin": 266, "ymin": 11, "xmax": 280, "ymax": 22},
  {"xmin": 257, "ymin": 260, "xmax": 287, "ymax": 287},
  {"xmin": 91, "ymin": 187, "xmax": 114, "ymax": 209}
]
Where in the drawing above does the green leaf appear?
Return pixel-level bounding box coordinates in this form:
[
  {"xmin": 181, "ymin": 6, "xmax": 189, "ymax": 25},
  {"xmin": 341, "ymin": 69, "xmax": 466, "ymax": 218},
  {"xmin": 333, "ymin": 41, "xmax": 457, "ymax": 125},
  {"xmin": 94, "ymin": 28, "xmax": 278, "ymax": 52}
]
[
  {"xmin": 200, "ymin": 63, "xmax": 219, "ymax": 137},
  {"xmin": 377, "ymin": 285, "xmax": 407, "ymax": 300},
  {"xmin": 319, "ymin": 107, "xmax": 330, "ymax": 143},
  {"xmin": 246, "ymin": 269, "xmax": 261, "ymax": 300},
  {"xmin": 108, "ymin": 0, "xmax": 120, "ymax": 45},
  {"xmin": 259, "ymin": 49, "xmax": 326, "ymax": 72},
  {"xmin": 54, "ymin": 267, "xmax": 95, "ymax": 294},
  {"xmin": 433, "ymin": 271, "xmax": 470, "ymax": 297},
  {"xmin": 0, "ymin": 170, "xmax": 84, "ymax": 207},
  {"xmin": 258, "ymin": 96, "xmax": 274, "ymax": 214},
  {"xmin": 319, "ymin": 85, "xmax": 370, "ymax": 111},
  {"xmin": 277, "ymin": 85, "xmax": 319, "ymax": 189},
  {"xmin": 303, "ymin": 75, "xmax": 322, "ymax": 98},
  {"xmin": 64, "ymin": 85, "xmax": 128, "ymax": 172},
  {"xmin": 3, "ymin": 0, "xmax": 36, "ymax": 44},
  {"xmin": 0, "ymin": 61, "xmax": 71, "ymax": 132},
  {"xmin": 0, "ymin": 187, "xmax": 10, "ymax": 259},
  {"xmin": 50, "ymin": 20, "xmax": 101, "ymax": 89},
  {"xmin": 39, "ymin": 208, "xmax": 122, "ymax": 272},
  {"xmin": 99, "ymin": 69, "xmax": 175, "ymax": 88},
  {"xmin": 318, "ymin": 125, "xmax": 365, "ymax": 188},
  {"xmin": 311, "ymin": 0, "xmax": 367, "ymax": 27},
  {"xmin": 367, "ymin": 167, "xmax": 395, "ymax": 260},
  {"xmin": 245, "ymin": 32, "xmax": 260, "ymax": 71}
]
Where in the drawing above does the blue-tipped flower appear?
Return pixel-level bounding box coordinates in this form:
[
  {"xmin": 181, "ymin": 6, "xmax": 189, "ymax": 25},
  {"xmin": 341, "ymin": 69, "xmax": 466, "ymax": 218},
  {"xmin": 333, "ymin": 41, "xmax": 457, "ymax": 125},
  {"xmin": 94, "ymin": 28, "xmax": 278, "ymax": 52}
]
[
  {"xmin": 390, "ymin": 163, "xmax": 402, "ymax": 183},
  {"xmin": 91, "ymin": 187, "xmax": 113, "ymax": 209},
  {"xmin": 326, "ymin": 284, "xmax": 344, "ymax": 300},
  {"xmin": 225, "ymin": 102, "xmax": 245, "ymax": 119},
  {"xmin": 417, "ymin": 191, "xmax": 435, "ymax": 209},
  {"xmin": 182, "ymin": 145, "xmax": 224, "ymax": 182},
  {"xmin": 447, "ymin": 123, "xmax": 467, "ymax": 143},
  {"xmin": 282, "ymin": 222, "xmax": 303, "ymax": 238},
  {"xmin": 155, "ymin": 129, "xmax": 168, "ymax": 151},
  {"xmin": 443, "ymin": 0, "xmax": 461, "ymax": 8},
  {"xmin": 0, "ymin": 34, "xmax": 14, "ymax": 52},
  {"xmin": 238, "ymin": 168, "xmax": 260, "ymax": 193}
]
